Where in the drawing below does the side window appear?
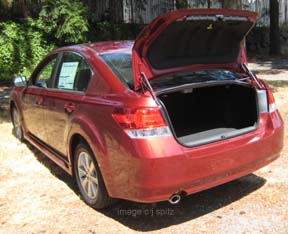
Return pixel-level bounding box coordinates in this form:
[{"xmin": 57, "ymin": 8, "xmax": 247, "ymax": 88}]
[
  {"xmin": 56, "ymin": 52, "xmax": 92, "ymax": 92},
  {"xmin": 34, "ymin": 56, "xmax": 57, "ymax": 88}
]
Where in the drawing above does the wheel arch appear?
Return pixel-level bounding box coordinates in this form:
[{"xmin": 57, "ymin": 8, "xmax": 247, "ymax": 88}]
[
  {"xmin": 10, "ymin": 100, "xmax": 23, "ymax": 127},
  {"xmin": 68, "ymin": 131, "xmax": 113, "ymax": 196},
  {"xmin": 68, "ymin": 131, "xmax": 105, "ymax": 176},
  {"xmin": 10, "ymin": 97, "xmax": 24, "ymax": 127},
  {"xmin": 69, "ymin": 133, "xmax": 88, "ymax": 176},
  {"xmin": 9, "ymin": 100, "xmax": 16, "ymax": 123}
]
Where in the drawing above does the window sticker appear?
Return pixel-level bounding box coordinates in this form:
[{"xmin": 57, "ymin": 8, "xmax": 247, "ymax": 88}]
[{"xmin": 58, "ymin": 62, "xmax": 79, "ymax": 89}]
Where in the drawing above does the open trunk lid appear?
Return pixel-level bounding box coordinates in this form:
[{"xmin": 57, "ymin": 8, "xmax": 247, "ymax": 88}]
[{"xmin": 132, "ymin": 9, "xmax": 258, "ymax": 90}]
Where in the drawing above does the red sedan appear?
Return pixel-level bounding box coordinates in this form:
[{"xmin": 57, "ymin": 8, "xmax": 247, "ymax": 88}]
[{"xmin": 10, "ymin": 9, "xmax": 284, "ymax": 209}]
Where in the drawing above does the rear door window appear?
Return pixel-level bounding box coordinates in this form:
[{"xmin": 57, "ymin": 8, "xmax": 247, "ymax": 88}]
[{"xmin": 56, "ymin": 52, "xmax": 92, "ymax": 92}]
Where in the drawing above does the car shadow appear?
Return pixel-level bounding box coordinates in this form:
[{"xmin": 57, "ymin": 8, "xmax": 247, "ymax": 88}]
[
  {"xmin": 25, "ymin": 140, "xmax": 266, "ymax": 231},
  {"xmin": 25, "ymin": 142, "xmax": 79, "ymax": 193},
  {"xmin": 100, "ymin": 174, "xmax": 266, "ymax": 231}
]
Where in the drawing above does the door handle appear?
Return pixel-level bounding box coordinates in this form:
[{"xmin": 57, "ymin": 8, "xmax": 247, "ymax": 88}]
[
  {"xmin": 64, "ymin": 103, "xmax": 76, "ymax": 114},
  {"xmin": 36, "ymin": 97, "xmax": 44, "ymax": 106}
]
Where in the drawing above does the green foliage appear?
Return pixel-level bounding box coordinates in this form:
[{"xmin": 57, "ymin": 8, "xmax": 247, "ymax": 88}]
[
  {"xmin": 176, "ymin": 0, "xmax": 189, "ymax": 9},
  {"xmin": 38, "ymin": 0, "xmax": 89, "ymax": 44},
  {"xmin": 0, "ymin": 19, "xmax": 54, "ymax": 80}
]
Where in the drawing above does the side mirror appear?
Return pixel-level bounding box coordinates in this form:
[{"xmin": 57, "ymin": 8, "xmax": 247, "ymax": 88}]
[
  {"xmin": 35, "ymin": 80, "xmax": 48, "ymax": 88},
  {"xmin": 13, "ymin": 76, "xmax": 28, "ymax": 87}
]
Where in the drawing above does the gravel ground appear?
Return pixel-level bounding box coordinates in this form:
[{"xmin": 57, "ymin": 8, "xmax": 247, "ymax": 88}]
[{"xmin": 0, "ymin": 64, "xmax": 287, "ymax": 234}]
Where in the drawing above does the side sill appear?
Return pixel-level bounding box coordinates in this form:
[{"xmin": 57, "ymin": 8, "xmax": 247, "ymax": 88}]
[{"xmin": 25, "ymin": 133, "xmax": 72, "ymax": 175}]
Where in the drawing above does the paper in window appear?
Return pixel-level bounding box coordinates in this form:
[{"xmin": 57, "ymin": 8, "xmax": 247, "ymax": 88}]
[{"xmin": 58, "ymin": 62, "xmax": 79, "ymax": 89}]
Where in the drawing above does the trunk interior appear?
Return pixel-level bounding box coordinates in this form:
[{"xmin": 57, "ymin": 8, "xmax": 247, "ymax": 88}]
[{"xmin": 158, "ymin": 83, "xmax": 258, "ymax": 146}]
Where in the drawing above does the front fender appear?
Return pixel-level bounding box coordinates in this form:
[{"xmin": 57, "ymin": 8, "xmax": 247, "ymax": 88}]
[{"xmin": 10, "ymin": 87, "xmax": 28, "ymax": 135}]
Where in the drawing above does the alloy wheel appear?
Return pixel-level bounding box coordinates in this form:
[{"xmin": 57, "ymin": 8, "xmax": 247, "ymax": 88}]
[{"xmin": 77, "ymin": 151, "xmax": 99, "ymax": 199}]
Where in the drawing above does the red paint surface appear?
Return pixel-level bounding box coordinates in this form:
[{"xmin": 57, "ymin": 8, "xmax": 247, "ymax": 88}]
[{"xmin": 10, "ymin": 9, "xmax": 284, "ymax": 203}]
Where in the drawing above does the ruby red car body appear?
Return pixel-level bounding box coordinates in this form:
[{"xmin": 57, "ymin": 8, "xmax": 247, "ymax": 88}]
[{"xmin": 10, "ymin": 9, "xmax": 284, "ymax": 206}]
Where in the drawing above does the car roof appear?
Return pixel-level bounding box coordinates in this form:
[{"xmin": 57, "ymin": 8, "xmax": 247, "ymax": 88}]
[
  {"xmin": 54, "ymin": 40, "xmax": 134, "ymax": 55},
  {"xmin": 86, "ymin": 40, "xmax": 134, "ymax": 54}
]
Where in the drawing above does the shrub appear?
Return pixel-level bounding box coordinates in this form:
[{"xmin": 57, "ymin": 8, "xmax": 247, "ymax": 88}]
[
  {"xmin": 38, "ymin": 0, "xmax": 89, "ymax": 44},
  {"xmin": 0, "ymin": 20, "xmax": 54, "ymax": 80}
]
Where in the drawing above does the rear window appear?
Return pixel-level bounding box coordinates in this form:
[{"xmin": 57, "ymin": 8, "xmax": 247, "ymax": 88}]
[
  {"xmin": 99, "ymin": 54, "xmax": 246, "ymax": 91},
  {"xmin": 100, "ymin": 53, "xmax": 133, "ymax": 89},
  {"xmin": 150, "ymin": 70, "xmax": 246, "ymax": 89}
]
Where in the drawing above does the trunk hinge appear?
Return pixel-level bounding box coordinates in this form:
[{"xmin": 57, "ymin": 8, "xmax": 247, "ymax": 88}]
[
  {"xmin": 139, "ymin": 72, "xmax": 160, "ymax": 106},
  {"xmin": 241, "ymin": 63, "xmax": 264, "ymax": 89}
]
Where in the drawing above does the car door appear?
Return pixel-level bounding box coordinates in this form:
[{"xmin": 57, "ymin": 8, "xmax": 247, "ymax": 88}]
[
  {"xmin": 22, "ymin": 54, "xmax": 59, "ymax": 142},
  {"xmin": 43, "ymin": 51, "xmax": 92, "ymax": 155}
]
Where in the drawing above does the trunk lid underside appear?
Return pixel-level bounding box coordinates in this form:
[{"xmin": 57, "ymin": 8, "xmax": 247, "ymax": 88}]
[{"xmin": 132, "ymin": 9, "xmax": 258, "ymax": 90}]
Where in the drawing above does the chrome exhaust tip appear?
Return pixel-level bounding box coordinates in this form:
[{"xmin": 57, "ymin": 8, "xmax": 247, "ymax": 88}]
[{"xmin": 168, "ymin": 194, "xmax": 181, "ymax": 204}]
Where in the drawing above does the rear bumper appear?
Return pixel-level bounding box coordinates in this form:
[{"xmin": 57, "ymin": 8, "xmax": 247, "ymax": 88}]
[
  {"xmin": 131, "ymin": 153, "xmax": 280, "ymax": 203},
  {"xmin": 105, "ymin": 111, "xmax": 284, "ymax": 203}
]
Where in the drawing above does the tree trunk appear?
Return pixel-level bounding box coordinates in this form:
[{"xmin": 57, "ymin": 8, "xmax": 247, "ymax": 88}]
[
  {"xmin": 109, "ymin": 0, "xmax": 124, "ymax": 23},
  {"xmin": 11, "ymin": 0, "xmax": 31, "ymax": 18},
  {"xmin": 285, "ymin": 0, "xmax": 288, "ymax": 24},
  {"xmin": 270, "ymin": 0, "xmax": 281, "ymax": 55},
  {"xmin": 0, "ymin": 0, "xmax": 13, "ymax": 10},
  {"xmin": 0, "ymin": 0, "xmax": 12, "ymax": 19},
  {"xmin": 19, "ymin": 0, "xmax": 29, "ymax": 18},
  {"xmin": 222, "ymin": 0, "xmax": 242, "ymax": 9},
  {"xmin": 207, "ymin": 0, "xmax": 211, "ymax": 9}
]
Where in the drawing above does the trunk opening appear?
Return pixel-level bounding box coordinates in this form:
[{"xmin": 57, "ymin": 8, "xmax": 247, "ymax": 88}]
[{"xmin": 158, "ymin": 83, "xmax": 258, "ymax": 146}]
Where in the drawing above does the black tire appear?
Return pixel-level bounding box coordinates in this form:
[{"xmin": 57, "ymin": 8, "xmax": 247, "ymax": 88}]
[
  {"xmin": 74, "ymin": 142, "xmax": 114, "ymax": 209},
  {"xmin": 12, "ymin": 107, "xmax": 24, "ymax": 142}
]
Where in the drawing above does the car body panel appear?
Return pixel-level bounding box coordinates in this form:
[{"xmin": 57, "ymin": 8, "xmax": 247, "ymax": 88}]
[
  {"xmin": 102, "ymin": 112, "xmax": 284, "ymax": 201},
  {"xmin": 42, "ymin": 89, "xmax": 84, "ymax": 155},
  {"xmin": 21, "ymin": 87, "xmax": 47, "ymax": 142},
  {"xmin": 9, "ymin": 9, "xmax": 284, "ymax": 205}
]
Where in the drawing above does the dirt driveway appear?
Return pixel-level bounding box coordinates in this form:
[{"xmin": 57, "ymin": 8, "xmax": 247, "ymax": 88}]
[{"xmin": 0, "ymin": 67, "xmax": 287, "ymax": 234}]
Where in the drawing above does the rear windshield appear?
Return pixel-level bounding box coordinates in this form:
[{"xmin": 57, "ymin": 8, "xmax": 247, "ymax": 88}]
[
  {"xmin": 150, "ymin": 70, "xmax": 246, "ymax": 89},
  {"xmin": 100, "ymin": 53, "xmax": 133, "ymax": 89},
  {"xmin": 100, "ymin": 53, "xmax": 246, "ymax": 90}
]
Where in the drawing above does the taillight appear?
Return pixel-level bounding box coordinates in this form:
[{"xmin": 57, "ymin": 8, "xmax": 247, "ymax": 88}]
[
  {"xmin": 259, "ymin": 80, "xmax": 277, "ymax": 113},
  {"xmin": 267, "ymin": 88, "xmax": 277, "ymax": 112},
  {"xmin": 112, "ymin": 107, "xmax": 171, "ymax": 138}
]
